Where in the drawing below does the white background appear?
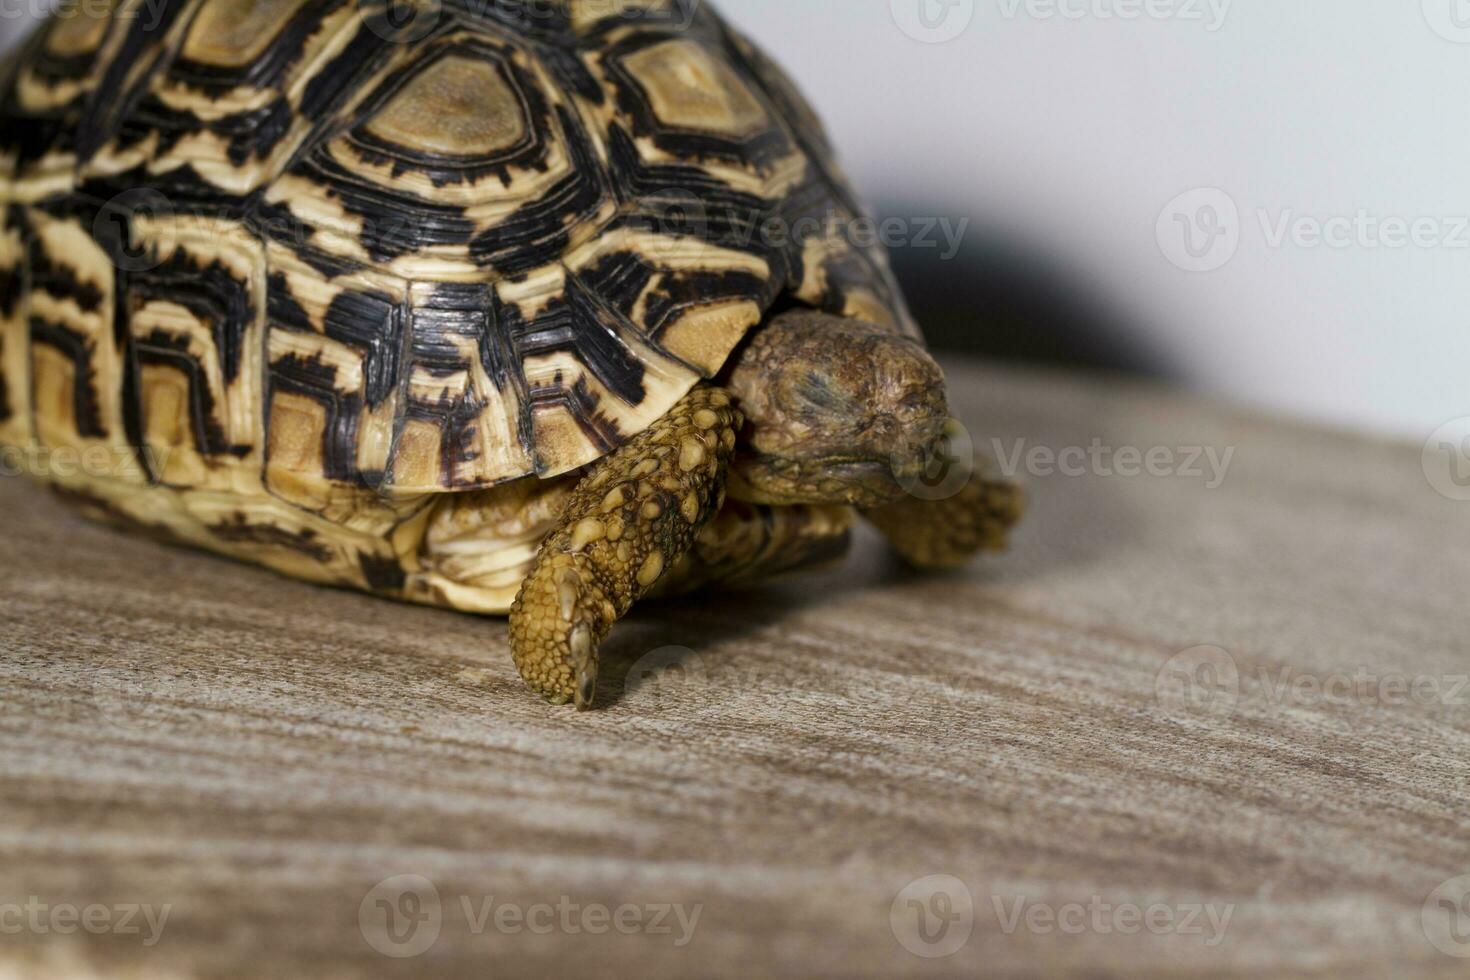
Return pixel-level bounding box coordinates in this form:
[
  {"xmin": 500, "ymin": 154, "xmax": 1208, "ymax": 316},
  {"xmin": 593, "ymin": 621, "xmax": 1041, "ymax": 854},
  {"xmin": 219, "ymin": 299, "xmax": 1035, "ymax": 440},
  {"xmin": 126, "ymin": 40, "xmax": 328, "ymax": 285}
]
[
  {"xmin": 2, "ymin": 1, "xmax": 1465, "ymax": 438},
  {"xmin": 724, "ymin": 0, "xmax": 1468, "ymax": 438}
]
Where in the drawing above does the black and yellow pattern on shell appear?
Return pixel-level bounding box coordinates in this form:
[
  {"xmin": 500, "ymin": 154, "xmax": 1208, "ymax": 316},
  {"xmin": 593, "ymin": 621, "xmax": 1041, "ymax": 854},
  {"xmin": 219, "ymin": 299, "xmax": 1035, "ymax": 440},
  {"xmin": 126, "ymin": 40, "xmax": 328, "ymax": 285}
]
[{"xmin": 0, "ymin": 0, "xmax": 917, "ymax": 600}]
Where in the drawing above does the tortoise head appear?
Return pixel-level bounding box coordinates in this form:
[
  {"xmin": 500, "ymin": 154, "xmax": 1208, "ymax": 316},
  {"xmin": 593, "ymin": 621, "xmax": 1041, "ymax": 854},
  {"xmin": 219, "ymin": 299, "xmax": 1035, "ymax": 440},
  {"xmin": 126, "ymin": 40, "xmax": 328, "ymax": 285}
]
[{"xmin": 723, "ymin": 311, "xmax": 949, "ymax": 509}]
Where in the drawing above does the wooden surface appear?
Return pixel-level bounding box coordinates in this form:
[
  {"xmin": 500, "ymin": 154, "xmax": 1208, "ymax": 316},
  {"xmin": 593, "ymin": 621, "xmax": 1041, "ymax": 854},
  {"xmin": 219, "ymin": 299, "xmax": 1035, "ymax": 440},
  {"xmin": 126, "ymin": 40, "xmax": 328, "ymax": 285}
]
[{"xmin": 1, "ymin": 362, "xmax": 1467, "ymax": 979}]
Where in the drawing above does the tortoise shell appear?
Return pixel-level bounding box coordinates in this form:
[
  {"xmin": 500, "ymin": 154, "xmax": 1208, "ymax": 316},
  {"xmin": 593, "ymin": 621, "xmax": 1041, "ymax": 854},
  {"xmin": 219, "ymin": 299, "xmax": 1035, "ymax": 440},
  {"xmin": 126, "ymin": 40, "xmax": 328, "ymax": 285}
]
[{"xmin": 0, "ymin": 0, "xmax": 916, "ymax": 504}]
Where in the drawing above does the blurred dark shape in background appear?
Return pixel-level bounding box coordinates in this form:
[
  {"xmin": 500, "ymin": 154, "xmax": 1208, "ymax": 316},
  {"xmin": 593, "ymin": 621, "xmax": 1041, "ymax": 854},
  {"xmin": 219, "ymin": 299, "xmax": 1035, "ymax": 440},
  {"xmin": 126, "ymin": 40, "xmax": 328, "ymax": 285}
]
[{"xmin": 879, "ymin": 208, "xmax": 1170, "ymax": 379}]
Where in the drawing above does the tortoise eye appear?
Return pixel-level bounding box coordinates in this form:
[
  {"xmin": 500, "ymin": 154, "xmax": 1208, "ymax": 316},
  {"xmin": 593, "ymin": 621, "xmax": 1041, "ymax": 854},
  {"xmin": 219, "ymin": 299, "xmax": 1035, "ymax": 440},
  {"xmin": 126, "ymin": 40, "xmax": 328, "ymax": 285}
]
[{"xmin": 782, "ymin": 372, "xmax": 853, "ymax": 417}]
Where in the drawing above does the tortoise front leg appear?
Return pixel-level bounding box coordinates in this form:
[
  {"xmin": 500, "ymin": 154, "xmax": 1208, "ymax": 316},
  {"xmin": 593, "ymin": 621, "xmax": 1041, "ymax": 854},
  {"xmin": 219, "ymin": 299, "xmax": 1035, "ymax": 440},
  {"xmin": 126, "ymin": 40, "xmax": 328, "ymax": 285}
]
[
  {"xmin": 863, "ymin": 457, "xmax": 1024, "ymax": 571},
  {"xmin": 509, "ymin": 386, "xmax": 742, "ymax": 708}
]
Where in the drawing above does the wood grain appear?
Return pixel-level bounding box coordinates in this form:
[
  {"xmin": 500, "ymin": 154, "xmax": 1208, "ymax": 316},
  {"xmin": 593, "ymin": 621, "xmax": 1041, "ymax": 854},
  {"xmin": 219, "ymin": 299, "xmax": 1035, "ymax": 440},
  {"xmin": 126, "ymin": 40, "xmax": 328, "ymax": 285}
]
[{"xmin": 0, "ymin": 362, "xmax": 1466, "ymax": 979}]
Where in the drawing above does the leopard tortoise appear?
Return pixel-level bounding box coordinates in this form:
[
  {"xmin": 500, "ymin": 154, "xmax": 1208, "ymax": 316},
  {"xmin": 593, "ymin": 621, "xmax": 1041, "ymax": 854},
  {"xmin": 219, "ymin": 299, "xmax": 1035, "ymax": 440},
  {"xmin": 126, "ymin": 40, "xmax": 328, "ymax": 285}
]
[{"xmin": 0, "ymin": 0, "xmax": 1022, "ymax": 708}]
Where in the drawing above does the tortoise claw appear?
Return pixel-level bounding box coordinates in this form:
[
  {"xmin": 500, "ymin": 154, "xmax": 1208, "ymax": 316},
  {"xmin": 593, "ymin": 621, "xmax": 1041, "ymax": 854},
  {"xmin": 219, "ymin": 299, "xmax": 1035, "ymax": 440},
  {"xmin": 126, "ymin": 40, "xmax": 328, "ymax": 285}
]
[{"xmin": 574, "ymin": 666, "xmax": 598, "ymax": 712}]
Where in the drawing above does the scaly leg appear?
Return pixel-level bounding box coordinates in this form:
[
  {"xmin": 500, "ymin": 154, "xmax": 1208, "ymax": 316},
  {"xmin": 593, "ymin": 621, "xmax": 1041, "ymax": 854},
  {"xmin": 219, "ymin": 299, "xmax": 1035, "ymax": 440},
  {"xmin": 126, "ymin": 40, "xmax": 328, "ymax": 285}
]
[
  {"xmin": 509, "ymin": 387, "xmax": 741, "ymax": 708},
  {"xmin": 653, "ymin": 501, "xmax": 855, "ymax": 598},
  {"xmin": 864, "ymin": 458, "xmax": 1024, "ymax": 571}
]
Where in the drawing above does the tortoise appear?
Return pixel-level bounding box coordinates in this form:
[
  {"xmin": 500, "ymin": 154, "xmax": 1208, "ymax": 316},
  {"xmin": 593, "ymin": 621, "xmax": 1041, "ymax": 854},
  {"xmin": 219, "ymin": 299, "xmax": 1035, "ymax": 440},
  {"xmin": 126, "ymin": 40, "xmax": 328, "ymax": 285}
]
[{"xmin": 0, "ymin": 0, "xmax": 1023, "ymax": 708}]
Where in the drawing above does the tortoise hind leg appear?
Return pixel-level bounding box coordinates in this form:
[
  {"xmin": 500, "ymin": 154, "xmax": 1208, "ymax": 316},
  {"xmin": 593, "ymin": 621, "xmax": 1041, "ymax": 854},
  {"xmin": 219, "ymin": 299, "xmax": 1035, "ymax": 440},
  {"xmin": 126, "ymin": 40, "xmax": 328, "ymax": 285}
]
[
  {"xmin": 509, "ymin": 386, "xmax": 742, "ymax": 708},
  {"xmin": 651, "ymin": 501, "xmax": 855, "ymax": 598}
]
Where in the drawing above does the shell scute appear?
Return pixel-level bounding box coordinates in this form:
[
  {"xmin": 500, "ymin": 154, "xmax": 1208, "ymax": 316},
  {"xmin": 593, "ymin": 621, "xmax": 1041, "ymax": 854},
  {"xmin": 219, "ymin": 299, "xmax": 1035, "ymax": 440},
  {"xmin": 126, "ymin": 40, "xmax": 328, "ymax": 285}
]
[{"xmin": 0, "ymin": 0, "xmax": 918, "ymax": 507}]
